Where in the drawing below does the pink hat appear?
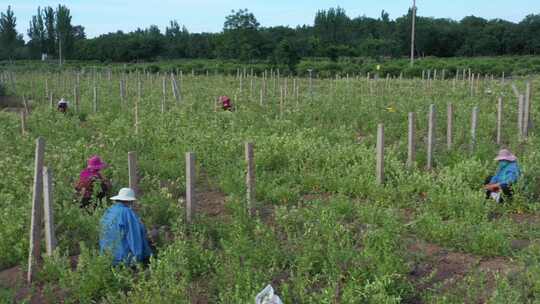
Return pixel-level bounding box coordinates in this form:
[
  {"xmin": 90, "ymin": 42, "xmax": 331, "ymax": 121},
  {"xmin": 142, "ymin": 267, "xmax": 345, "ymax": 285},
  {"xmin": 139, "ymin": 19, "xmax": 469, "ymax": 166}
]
[
  {"xmin": 220, "ymin": 96, "xmax": 230, "ymax": 103},
  {"xmin": 494, "ymin": 149, "xmax": 517, "ymax": 162},
  {"xmin": 87, "ymin": 155, "xmax": 107, "ymax": 170}
]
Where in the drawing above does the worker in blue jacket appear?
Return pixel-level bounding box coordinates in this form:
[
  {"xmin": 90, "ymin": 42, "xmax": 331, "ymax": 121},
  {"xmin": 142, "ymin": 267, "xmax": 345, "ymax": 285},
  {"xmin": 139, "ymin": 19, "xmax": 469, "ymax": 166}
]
[
  {"xmin": 484, "ymin": 149, "xmax": 521, "ymax": 203},
  {"xmin": 99, "ymin": 188, "xmax": 153, "ymax": 265}
]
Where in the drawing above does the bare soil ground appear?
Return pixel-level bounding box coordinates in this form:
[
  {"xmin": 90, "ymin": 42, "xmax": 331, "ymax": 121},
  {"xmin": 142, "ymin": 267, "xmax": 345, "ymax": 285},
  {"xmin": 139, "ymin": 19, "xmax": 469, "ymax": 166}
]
[
  {"xmin": 0, "ymin": 95, "xmax": 24, "ymax": 112},
  {"xmin": 405, "ymin": 238, "xmax": 518, "ymax": 303}
]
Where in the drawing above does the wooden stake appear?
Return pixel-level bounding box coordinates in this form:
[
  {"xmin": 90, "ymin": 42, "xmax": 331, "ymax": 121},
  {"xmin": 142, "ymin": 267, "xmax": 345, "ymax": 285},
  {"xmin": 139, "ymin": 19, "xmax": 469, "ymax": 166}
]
[
  {"xmin": 93, "ymin": 86, "xmax": 98, "ymax": 113},
  {"xmin": 43, "ymin": 167, "xmax": 57, "ymax": 256},
  {"xmin": 21, "ymin": 111, "xmax": 27, "ymax": 135},
  {"xmin": 471, "ymin": 106, "xmax": 478, "ymax": 151},
  {"xmin": 518, "ymin": 94, "xmax": 524, "ymax": 141},
  {"xmin": 280, "ymin": 87, "xmax": 284, "ymax": 118},
  {"xmin": 120, "ymin": 79, "xmax": 125, "ymax": 104},
  {"xmin": 128, "ymin": 152, "xmax": 138, "ymax": 195},
  {"xmin": 427, "ymin": 104, "xmax": 435, "ymax": 170},
  {"xmin": 407, "ymin": 113, "xmax": 416, "ymax": 168},
  {"xmin": 497, "ymin": 97, "xmax": 503, "ymax": 145},
  {"xmin": 524, "ymin": 81, "xmax": 531, "ymax": 137},
  {"xmin": 245, "ymin": 143, "xmax": 255, "ymax": 213},
  {"xmin": 447, "ymin": 103, "xmax": 453, "ymax": 150},
  {"xmin": 161, "ymin": 77, "xmax": 166, "ymax": 114},
  {"xmin": 185, "ymin": 152, "xmax": 195, "ymax": 224},
  {"xmin": 171, "ymin": 73, "xmax": 180, "ymax": 104},
  {"xmin": 376, "ymin": 123, "xmax": 385, "ymax": 185},
  {"xmin": 27, "ymin": 137, "xmax": 45, "ymax": 283}
]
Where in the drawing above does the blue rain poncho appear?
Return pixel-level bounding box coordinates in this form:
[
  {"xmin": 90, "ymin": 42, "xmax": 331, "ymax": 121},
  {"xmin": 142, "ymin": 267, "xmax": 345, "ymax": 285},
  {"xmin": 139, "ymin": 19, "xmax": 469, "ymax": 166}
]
[
  {"xmin": 490, "ymin": 161, "xmax": 521, "ymax": 188},
  {"xmin": 99, "ymin": 203, "xmax": 152, "ymax": 265}
]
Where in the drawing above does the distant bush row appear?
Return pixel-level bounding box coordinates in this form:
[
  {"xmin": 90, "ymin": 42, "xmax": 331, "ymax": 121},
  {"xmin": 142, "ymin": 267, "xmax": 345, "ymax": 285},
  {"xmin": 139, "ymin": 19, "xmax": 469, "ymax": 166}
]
[{"xmin": 2, "ymin": 56, "xmax": 540, "ymax": 78}]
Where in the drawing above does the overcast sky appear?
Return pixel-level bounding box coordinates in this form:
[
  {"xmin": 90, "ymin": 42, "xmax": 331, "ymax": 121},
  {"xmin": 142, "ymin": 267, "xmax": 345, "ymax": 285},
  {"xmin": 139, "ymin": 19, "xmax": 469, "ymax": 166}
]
[{"xmin": 6, "ymin": 0, "xmax": 540, "ymax": 39}]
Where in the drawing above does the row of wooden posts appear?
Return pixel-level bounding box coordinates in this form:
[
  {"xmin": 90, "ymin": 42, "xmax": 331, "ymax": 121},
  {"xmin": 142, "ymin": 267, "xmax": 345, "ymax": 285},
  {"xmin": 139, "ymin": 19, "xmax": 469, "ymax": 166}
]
[
  {"xmin": 2, "ymin": 66, "xmax": 514, "ymax": 112},
  {"xmin": 376, "ymin": 92, "xmax": 533, "ymax": 184},
  {"xmin": 1, "ymin": 66, "xmax": 505, "ymax": 85},
  {"xmin": 26, "ymin": 137, "xmax": 256, "ymax": 283}
]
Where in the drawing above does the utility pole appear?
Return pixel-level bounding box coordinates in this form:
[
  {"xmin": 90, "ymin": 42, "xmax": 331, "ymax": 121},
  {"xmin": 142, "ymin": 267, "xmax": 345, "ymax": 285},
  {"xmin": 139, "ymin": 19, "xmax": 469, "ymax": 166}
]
[
  {"xmin": 59, "ymin": 35, "xmax": 62, "ymax": 67},
  {"xmin": 410, "ymin": 0, "xmax": 417, "ymax": 67}
]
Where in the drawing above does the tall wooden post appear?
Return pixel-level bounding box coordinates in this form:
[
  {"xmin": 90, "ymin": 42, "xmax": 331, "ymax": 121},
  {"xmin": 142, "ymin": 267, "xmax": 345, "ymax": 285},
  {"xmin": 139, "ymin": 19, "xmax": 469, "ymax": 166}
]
[
  {"xmin": 376, "ymin": 124, "xmax": 385, "ymax": 185},
  {"xmin": 93, "ymin": 86, "xmax": 98, "ymax": 113},
  {"xmin": 523, "ymin": 84, "xmax": 530, "ymax": 138},
  {"xmin": 27, "ymin": 137, "xmax": 45, "ymax": 283},
  {"xmin": 410, "ymin": 0, "xmax": 416, "ymax": 67},
  {"xmin": 21, "ymin": 111, "xmax": 27, "ymax": 136},
  {"xmin": 161, "ymin": 77, "xmax": 166, "ymax": 114},
  {"xmin": 447, "ymin": 103, "xmax": 453, "ymax": 150},
  {"xmin": 407, "ymin": 113, "xmax": 416, "ymax": 168},
  {"xmin": 245, "ymin": 143, "xmax": 255, "ymax": 213},
  {"xmin": 43, "ymin": 167, "xmax": 57, "ymax": 256},
  {"xmin": 185, "ymin": 152, "xmax": 195, "ymax": 224},
  {"xmin": 120, "ymin": 79, "xmax": 125, "ymax": 104},
  {"xmin": 427, "ymin": 105, "xmax": 435, "ymax": 170},
  {"xmin": 497, "ymin": 97, "xmax": 503, "ymax": 145},
  {"xmin": 526, "ymin": 80, "xmax": 532, "ymax": 133},
  {"xmin": 280, "ymin": 87, "xmax": 284, "ymax": 119},
  {"xmin": 518, "ymin": 94, "xmax": 524, "ymax": 141},
  {"xmin": 128, "ymin": 152, "xmax": 138, "ymax": 195},
  {"xmin": 470, "ymin": 106, "xmax": 478, "ymax": 151}
]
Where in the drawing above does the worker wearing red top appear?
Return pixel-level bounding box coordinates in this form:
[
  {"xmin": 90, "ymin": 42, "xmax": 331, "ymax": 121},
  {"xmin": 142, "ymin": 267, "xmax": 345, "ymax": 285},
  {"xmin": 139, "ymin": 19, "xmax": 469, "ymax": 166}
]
[
  {"xmin": 75, "ymin": 155, "xmax": 111, "ymax": 209},
  {"xmin": 220, "ymin": 95, "xmax": 233, "ymax": 111}
]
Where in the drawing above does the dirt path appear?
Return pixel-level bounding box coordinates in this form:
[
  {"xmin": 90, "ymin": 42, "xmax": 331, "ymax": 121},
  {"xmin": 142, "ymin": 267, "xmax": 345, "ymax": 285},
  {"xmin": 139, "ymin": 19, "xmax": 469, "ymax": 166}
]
[{"xmin": 405, "ymin": 237, "xmax": 519, "ymax": 303}]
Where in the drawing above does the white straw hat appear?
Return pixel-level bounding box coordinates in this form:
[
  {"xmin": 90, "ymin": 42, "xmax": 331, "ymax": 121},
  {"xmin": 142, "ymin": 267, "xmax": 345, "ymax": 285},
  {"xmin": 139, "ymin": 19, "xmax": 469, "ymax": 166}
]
[{"xmin": 110, "ymin": 188, "xmax": 137, "ymax": 201}]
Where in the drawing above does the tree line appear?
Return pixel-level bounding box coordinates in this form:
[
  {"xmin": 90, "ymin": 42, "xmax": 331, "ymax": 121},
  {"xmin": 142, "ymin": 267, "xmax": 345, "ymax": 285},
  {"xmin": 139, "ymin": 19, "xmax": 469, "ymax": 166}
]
[{"xmin": 1, "ymin": 5, "xmax": 540, "ymax": 68}]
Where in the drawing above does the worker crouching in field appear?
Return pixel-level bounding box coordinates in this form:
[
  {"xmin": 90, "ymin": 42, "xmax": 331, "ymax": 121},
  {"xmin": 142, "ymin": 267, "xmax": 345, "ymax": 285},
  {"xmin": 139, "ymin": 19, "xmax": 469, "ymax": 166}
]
[
  {"xmin": 75, "ymin": 155, "xmax": 111, "ymax": 209},
  {"xmin": 57, "ymin": 98, "xmax": 69, "ymax": 113},
  {"xmin": 220, "ymin": 95, "xmax": 233, "ymax": 111},
  {"xmin": 99, "ymin": 188, "xmax": 153, "ymax": 266},
  {"xmin": 484, "ymin": 149, "xmax": 521, "ymax": 203}
]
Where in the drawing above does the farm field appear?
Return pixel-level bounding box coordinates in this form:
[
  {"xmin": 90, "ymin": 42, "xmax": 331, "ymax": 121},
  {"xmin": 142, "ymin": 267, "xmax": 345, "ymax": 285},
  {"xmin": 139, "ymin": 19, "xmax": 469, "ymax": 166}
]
[{"xmin": 1, "ymin": 68, "xmax": 540, "ymax": 303}]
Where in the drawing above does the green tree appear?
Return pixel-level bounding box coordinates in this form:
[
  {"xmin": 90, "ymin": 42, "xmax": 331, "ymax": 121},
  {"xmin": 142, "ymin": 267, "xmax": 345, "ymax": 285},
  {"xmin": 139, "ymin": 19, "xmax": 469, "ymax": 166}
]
[
  {"xmin": 56, "ymin": 4, "xmax": 74, "ymax": 61},
  {"xmin": 165, "ymin": 20, "xmax": 190, "ymax": 58},
  {"xmin": 0, "ymin": 6, "xmax": 19, "ymax": 60},
  {"xmin": 520, "ymin": 14, "xmax": 540, "ymax": 55},
  {"xmin": 28, "ymin": 7, "xmax": 46, "ymax": 58},
  {"xmin": 273, "ymin": 39, "xmax": 299, "ymax": 71},
  {"xmin": 220, "ymin": 9, "xmax": 263, "ymax": 61},
  {"xmin": 43, "ymin": 6, "xmax": 56, "ymax": 57}
]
